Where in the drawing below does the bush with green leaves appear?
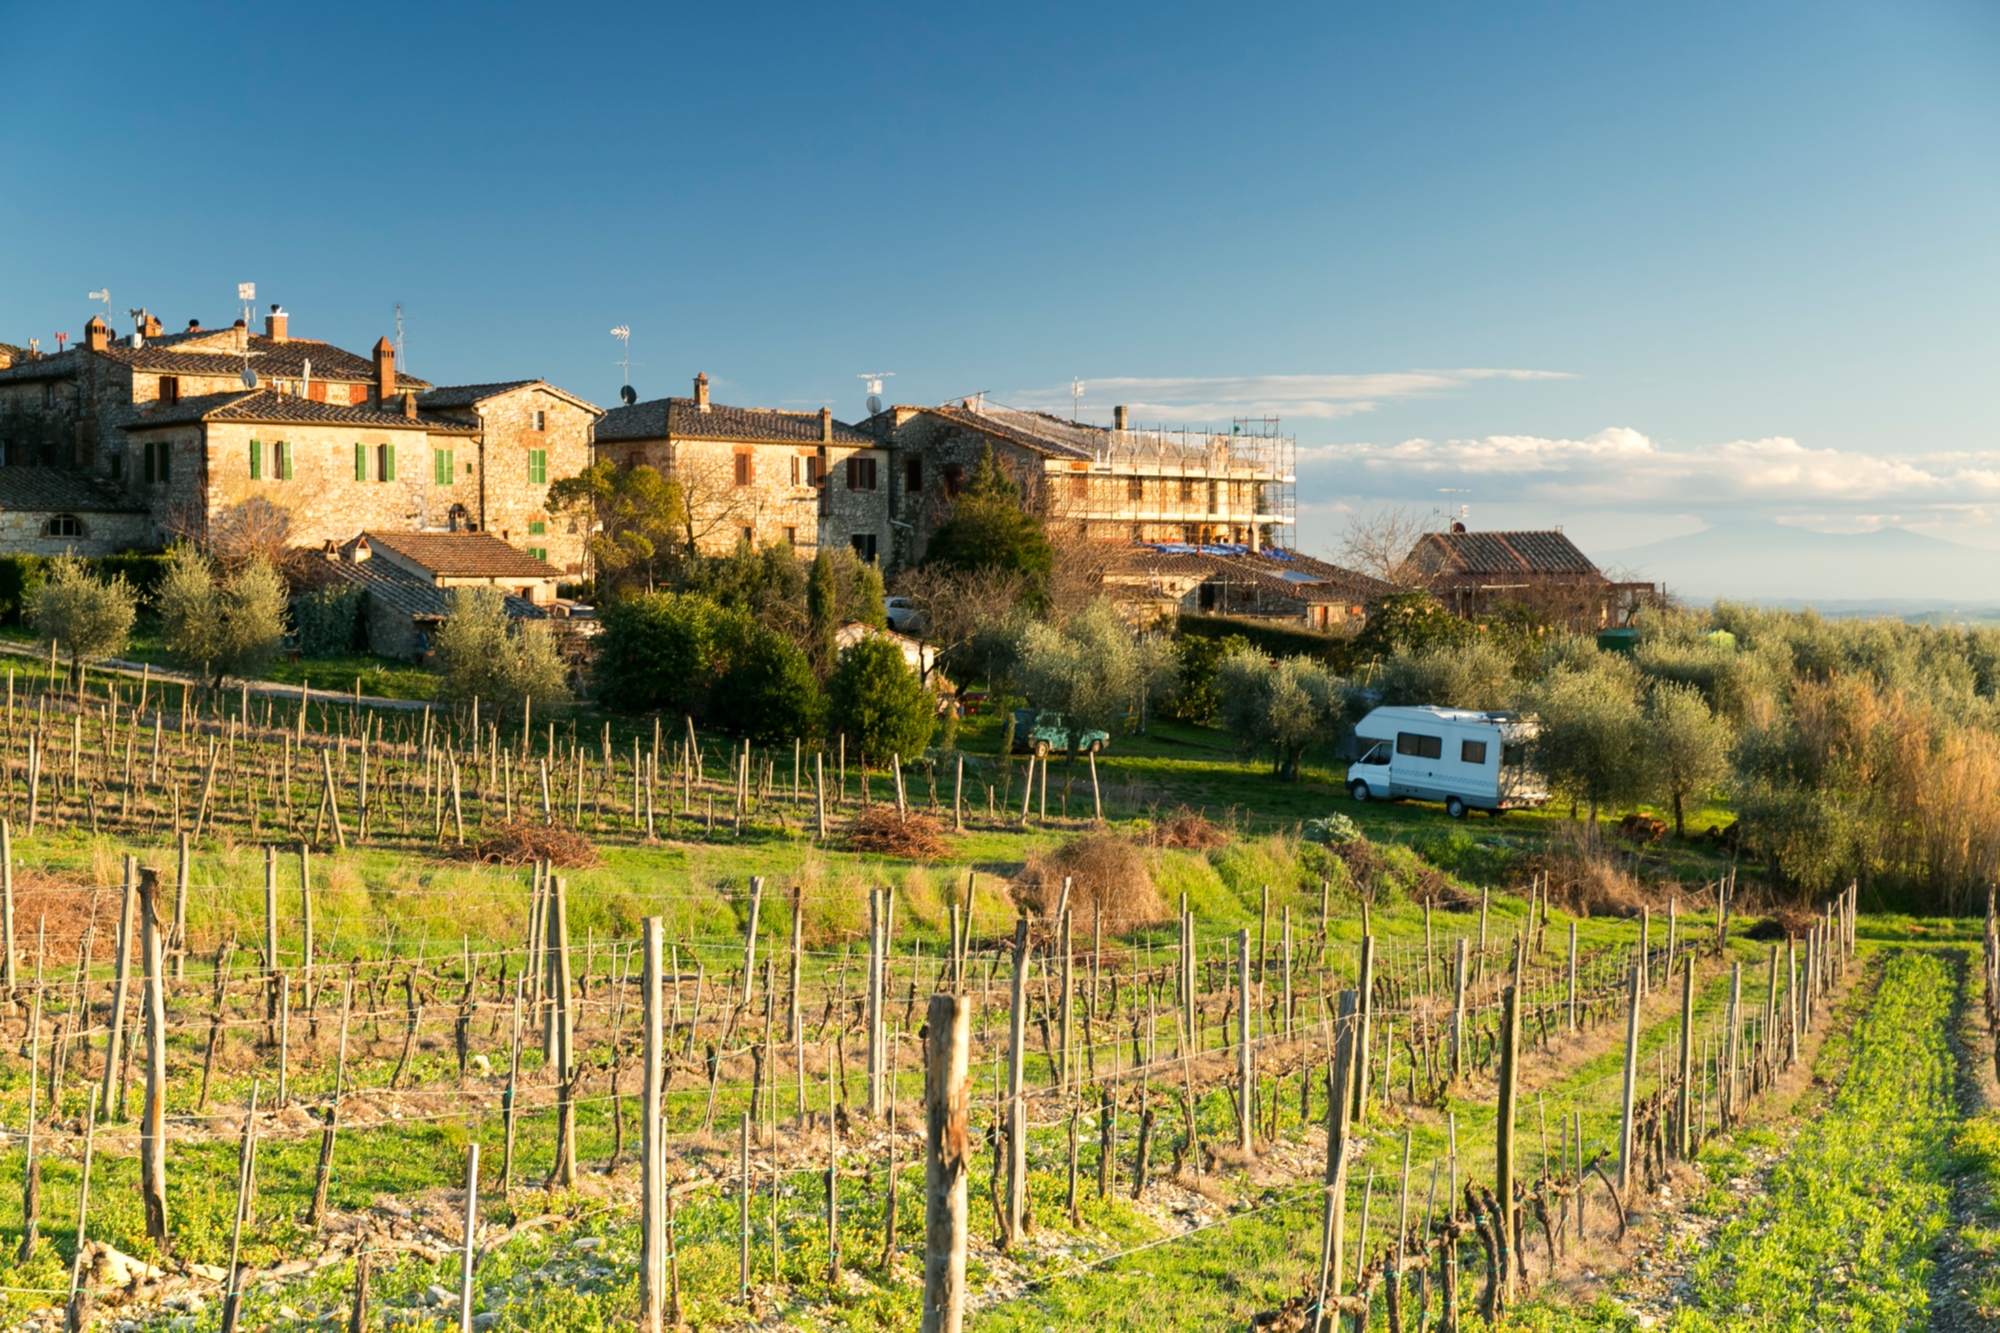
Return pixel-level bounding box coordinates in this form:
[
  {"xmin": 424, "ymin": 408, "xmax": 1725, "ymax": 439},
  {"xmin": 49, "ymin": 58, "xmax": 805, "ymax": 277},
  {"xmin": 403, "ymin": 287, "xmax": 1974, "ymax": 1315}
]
[
  {"xmin": 292, "ymin": 582, "xmax": 366, "ymax": 658},
  {"xmin": 826, "ymin": 634, "xmax": 935, "ymax": 765},
  {"xmin": 433, "ymin": 587, "xmax": 570, "ymax": 711},
  {"xmin": 710, "ymin": 616, "xmax": 824, "ymax": 744},
  {"xmin": 592, "ymin": 592, "xmax": 724, "ymax": 715},
  {"xmin": 156, "ymin": 545, "xmax": 288, "ymax": 687},
  {"xmin": 1160, "ymin": 631, "xmax": 1250, "ymax": 724},
  {"xmin": 25, "ymin": 552, "xmax": 136, "ymax": 679},
  {"xmin": 1375, "ymin": 637, "xmax": 1516, "ymax": 711},
  {"xmin": 921, "ymin": 445, "xmax": 1053, "ymax": 589},
  {"xmin": 1302, "ymin": 812, "xmax": 1364, "ymax": 845},
  {"xmin": 1522, "ymin": 660, "xmax": 1648, "ymax": 826},
  {"xmin": 1646, "ymin": 678, "xmax": 1731, "ymax": 837},
  {"xmin": 1014, "ymin": 598, "xmax": 1176, "ymax": 750}
]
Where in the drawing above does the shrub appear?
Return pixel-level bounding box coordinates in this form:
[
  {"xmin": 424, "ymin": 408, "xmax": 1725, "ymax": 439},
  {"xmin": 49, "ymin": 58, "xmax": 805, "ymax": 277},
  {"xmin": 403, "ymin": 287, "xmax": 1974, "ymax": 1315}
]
[
  {"xmin": 592, "ymin": 591, "xmax": 721, "ymax": 715},
  {"xmin": 1302, "ymin": 812, "xmax": 1363, "ymax": 845},
  {"xmin": 157, "ymin": 546, "xmax": 288, "ymax": 686},
  {"xmin": 1216, "ymin": 649, "xmax": 1347, "ymax": 780},
  {"xmin": 25, "ymin": 553, "xmax": 136, "ymax": 677},
  {"xmin": 434, "ymin": 587, "xmax": 570, "ymax": 710},
  {"xmin": 826, "ymin": 634, "xmax": 935, "ymax": 765},
  {"xmin": 711, "ymin": 617, "xmax": 823, "ymax": 744},
  {"xmin": 293, "ymin": 583, "xmax": 365, "ymax": 658},
  {"xmin": 1160, "ymin": 632, "xmax": 1250, "ymax": 724}
]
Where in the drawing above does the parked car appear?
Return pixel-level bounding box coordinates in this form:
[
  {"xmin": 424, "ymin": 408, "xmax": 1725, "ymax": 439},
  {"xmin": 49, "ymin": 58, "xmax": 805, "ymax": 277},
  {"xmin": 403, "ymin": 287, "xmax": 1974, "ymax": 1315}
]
[
  {"xmin": 884, "ymin": 597, "xmax": 926, "ymax": 633},
  {"xmin": 1346, "ymin": 705, "xmax": 1547, "ymax": 817},
  {"xmin": 1009, "ymin": 709, "xmax": 1110, "ymax": 757}
]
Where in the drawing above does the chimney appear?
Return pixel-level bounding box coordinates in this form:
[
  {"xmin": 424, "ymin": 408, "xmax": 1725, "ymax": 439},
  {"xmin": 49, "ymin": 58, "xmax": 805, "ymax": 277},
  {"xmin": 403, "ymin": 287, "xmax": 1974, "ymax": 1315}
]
[
  {"xmin": 185, "ymin": 319, "xmax": 202, "ymax": 333},
  {"xmin": 1113, "ymin": 405, "xmax": 1129, "ymax": 431},
  {"xmin": 694, "ymin": 372, "xmax": 710, "ymax": 412},
  {"xmin": 373, "ymin": 336, "xmax": 395, "ymax": 404},
  {"xmin": 140, "ymin": 313, "xmax": 162, "ymax": 339},
  {"xmin": 265, "ymin": 305, "xmax": 288, "ymax": 342},
  {"xmin": 820, "ymin": 407, "xmax": 833, "ymax": 442},
  {"xmin": 84, "ymin": 316, "xmax": 108, "ymax": 353},
  {"xmin": 403, "ymin": 391, "xmax": 418, "ymax": 420}
]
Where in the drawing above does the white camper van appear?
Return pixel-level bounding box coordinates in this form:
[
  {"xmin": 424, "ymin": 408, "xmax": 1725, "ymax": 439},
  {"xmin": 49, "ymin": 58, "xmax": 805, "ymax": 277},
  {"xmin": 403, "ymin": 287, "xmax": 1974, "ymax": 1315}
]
[{"xmin": 1346, "ymin": 706, "xmax": 1548, "ymax": 818}]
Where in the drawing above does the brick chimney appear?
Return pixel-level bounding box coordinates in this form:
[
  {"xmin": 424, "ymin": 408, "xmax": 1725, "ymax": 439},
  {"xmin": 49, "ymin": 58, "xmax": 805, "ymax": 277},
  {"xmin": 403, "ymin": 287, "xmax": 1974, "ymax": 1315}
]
[
  {"xmin": 373, "ymin": 337, "xmax": 395, "ymax": 404},
  {"xmin": 1113, "ymin": 405, "xmax": 1129, "ymax": 431},
  {"xmin": 265, "ymin": 305, "xmax": 288, "ymax": 342},
  {"xmin": 403, "ymin": 391, "xmax": 418, "ymax": 420},
  {"xmin": 140, "ymin": 313, "xmax": 163, "ymax": 339},
  {"xmin": 694, "ymin": 372, "xmax": 710, "ymax": 412},
  {"xmin": 819, "ymin": 407, "xmax": 833, "ymax": 442},
  {"xmin": 84, "ymin": 316, "xmax": 108, "ymax": 353}
]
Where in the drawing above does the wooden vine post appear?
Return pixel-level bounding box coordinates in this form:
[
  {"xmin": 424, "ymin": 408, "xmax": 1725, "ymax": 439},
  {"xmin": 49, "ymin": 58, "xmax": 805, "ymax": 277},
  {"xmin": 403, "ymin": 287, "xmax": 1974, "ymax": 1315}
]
[
  {"xmin": 1003, "ymin": 915, "xmax": 1030, "ymax": 1248},
  {"xmin": 1617, "ymin": 961, "xmax": 1642, "ymax": 1192},
  {"xmin": 1496, "ymin": 982, "xmax": 1520, "ymax": 1305},
  {"xmin": 550, "ymin": 875, "xmax": 577, "ymax": 1187},
  {"xmin": 1315, "ymin": 988, "xmax": 1359, "ymax": 1322},
  {"xmin": 641, "ymin": 917, "xmax": 665, "ymax": 1333},
  {"xmin": 1677, "ymin": 954, "xmax": 1695, "ymax": 1159},
  {"xmin": 1352, "ymin": 934, "xmax": 1376, "ymax": 1124},
  {"xmin": 138, "ymin": 866, "xmax": 170, "ymax": 1254},
  {"xmin": 921, "ymin": 992, "xmax": 971, "ymax": 1333},
  {"xmin": 1237, "ymin": 928, "xmax": 1253, "ymax": 1152},
  {"xmin": 100, "ymin": 863, "xmax": 137, "ymax": 1119}
]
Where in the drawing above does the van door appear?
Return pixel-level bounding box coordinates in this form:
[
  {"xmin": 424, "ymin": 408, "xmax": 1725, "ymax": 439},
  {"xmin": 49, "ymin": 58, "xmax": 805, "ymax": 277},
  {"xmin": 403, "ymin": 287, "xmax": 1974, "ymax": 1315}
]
[
  {"xmin": 1391, "ymin": 730, "xmax": 1444, "ymax": 799},
  {"xmin": 1451, "ymin": 729, "xmax": 1501, "ymax": 807}
]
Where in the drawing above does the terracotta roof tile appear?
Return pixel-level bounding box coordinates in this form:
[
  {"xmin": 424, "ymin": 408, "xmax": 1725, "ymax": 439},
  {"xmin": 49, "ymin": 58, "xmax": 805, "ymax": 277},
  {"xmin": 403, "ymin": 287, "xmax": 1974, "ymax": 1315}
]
[
  {"xmin": 361, "ymin": 531, "xmax": 562, "ymax": 580},
  {"xmin": 0, "ymin": 335, "xmax": 428, "ymax": 390},
  {"xmin": 124, "ymin": 390, "xmax": 480, "ymax": 434},
  {"xmin": 595, "ymin": 396, "xmax": 872, "ymax": 445},
  {"xmin": 0, "ymin": 470, "xmax": 148, "ymax": 514}
]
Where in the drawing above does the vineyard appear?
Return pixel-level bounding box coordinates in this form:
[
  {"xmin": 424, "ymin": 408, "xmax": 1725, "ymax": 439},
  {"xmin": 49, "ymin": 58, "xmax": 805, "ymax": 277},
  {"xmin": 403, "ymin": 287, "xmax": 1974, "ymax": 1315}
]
[{"xmin": 0, "ymin": 657, "xmax": 1986, "ymax": 1332}]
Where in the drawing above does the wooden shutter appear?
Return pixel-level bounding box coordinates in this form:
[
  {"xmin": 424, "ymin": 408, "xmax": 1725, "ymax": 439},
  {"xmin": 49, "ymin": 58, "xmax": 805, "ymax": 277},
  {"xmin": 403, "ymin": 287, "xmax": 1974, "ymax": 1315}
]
[{"xmin": 248, "ymin": 440, "xmax": 262, "ymax": 481}]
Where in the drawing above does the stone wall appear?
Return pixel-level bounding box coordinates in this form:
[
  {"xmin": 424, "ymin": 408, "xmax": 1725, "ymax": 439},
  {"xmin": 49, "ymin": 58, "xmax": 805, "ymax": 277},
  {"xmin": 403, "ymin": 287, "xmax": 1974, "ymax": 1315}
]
[
  {"xmin": 447, "ymin": 387, "xmax": 594, "ymax": 576},
  {"xmin": 0, "ymin": 507, "xmax": 153, "ymax": 558},
  {"xmin": 874, "ymin": 412, "xmax": 1048, "ymax": 567}
]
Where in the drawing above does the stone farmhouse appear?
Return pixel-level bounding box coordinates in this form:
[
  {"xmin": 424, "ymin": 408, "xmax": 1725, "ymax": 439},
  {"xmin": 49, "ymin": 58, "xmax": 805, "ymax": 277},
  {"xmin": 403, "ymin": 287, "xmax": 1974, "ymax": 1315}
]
[
  {"xmin": 0, "ymin": 306, "xmax": 597, "ymax": 572},
  {"xmin": 1399, "ymin": 524, "xmax": 1658, "ymax": 627},
  {"xmin": 594, "ymin": 373, "xmax": 890, "ymax": 560}
]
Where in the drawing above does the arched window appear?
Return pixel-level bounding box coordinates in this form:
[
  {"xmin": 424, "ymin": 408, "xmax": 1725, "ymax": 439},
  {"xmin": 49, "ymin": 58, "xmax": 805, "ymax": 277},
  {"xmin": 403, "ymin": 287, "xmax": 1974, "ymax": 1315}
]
[{"xmin": 43, "ymin": 514, "xmax": 84, "ymax": 539}]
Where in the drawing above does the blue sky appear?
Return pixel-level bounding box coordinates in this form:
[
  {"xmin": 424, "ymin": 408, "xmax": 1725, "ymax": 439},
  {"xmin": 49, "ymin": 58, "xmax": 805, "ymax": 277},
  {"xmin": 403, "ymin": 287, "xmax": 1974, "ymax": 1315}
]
[{"xmin": 5, "ymin": 1, "xmax": 1998, "ymax": 566}]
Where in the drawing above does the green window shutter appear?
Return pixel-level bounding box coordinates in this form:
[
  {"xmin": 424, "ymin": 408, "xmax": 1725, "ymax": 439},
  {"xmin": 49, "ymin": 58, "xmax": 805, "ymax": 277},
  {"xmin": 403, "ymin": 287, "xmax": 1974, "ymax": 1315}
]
[
  {"xmin": 527, "ymin": 547, "xmax": 548, "ymax": 562},
  {"xmin": 144, "ymin": 442, "xmax": 155, "ymax": 484},
  {"xmin": 355, "ymin": 443, "xmax": 367, "ymax": 481},
  {"xmin": 275, "ymin": 441, "xmax": 290, "ymax": 480},
  {"xmin": 528, "ymin": 520, "xmax": 546, "ymax": 536},
  {"xmin": 248, "ymin": 440, "xmax": 262, "ymax": 481},
  {"xmin": 384, "ymin": 444, "xmax": 396, "ymax": 482},
  {"xmin": 529, "ymin": 449, "xmax": 547, "ymax": 485},
  {"xmin": 160, "ymin": 443, "xmax": 170, "ymax": 483}
]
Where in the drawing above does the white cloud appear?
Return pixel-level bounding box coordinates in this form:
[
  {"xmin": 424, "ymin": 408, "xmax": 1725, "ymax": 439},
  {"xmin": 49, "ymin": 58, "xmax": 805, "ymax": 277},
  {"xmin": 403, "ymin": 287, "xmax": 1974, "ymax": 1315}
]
[
  {"xmin": 1302, "ymin": 428, "xmax": 2000, "ymax": 512},
  {"xmin": 1010, "ymin": 369, "xmax": 1571, "ymax": 422}
]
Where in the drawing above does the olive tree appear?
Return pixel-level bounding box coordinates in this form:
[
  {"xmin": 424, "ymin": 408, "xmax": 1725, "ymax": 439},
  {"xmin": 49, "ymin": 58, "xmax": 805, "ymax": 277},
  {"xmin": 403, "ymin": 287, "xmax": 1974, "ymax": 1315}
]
[
  {"xmin": 1216, "ymin": 649, "xmax": 1346, "ymax": 781},
  {"xmin": 1524, "ymin": 662, "xmax": 1649, "ymax": 831},
  {"xmin": 156, "ymin": 545, "xmax": 288, "ymax": 687},
  {"xmin": 25, "ymin": 553, "xmax": 136, "ymax": 683},
  {"xmin": 1014, "ymin": 598, "xmax": 1175, "ymax": 756},
  {"xmin": 1646, "ymin": 679, "xmax": 1732, "ymax": 838},
  {"xmin": 1376, "ymin": 638, "xmax": 1516, "ymax": 711},
  {"xmin": 434, "ymin": 587, "xmax": 570, "ymax": 710}
]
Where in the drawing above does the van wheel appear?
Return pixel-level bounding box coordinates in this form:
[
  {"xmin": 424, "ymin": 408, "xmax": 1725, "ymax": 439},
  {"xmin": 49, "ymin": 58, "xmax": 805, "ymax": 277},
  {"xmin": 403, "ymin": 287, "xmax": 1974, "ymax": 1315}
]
[
  {"xmin": 1445, "ymin": 796, "xmax": 1467, "ymax": 819},
  {"xmin": 1349, "ymin": 781, "xmax": 1371, "ymax": 802}
]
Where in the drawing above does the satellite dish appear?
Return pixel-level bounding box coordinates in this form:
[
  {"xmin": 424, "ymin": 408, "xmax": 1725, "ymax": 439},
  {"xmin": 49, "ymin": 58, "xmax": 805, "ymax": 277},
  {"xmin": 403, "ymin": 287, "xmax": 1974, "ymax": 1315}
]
[
  {"xmin": 620, "ymin": 385, "xmax": 638, "ymax": 406},
  {"xmin": 866, "ymin": 394, "xmax": 883, "ymax": 416},
  {"xmin": 241, "ymin": 368, "xmax": 258, "ymax": 389}
]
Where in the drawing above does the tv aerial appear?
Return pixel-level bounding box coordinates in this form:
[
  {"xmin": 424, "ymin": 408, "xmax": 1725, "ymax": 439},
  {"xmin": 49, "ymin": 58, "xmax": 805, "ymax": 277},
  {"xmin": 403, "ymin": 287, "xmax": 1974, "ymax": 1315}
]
[
  {"xmin": 858, "ymin": 371, "xmax": 894, "ymax": 417},
  {"xmin": 611, "ymin": 326, "xmax": 639, "ymax": 401},
  {"xmin": 87, "ymin": 289, "xmax": 111, "ymax": 321}
]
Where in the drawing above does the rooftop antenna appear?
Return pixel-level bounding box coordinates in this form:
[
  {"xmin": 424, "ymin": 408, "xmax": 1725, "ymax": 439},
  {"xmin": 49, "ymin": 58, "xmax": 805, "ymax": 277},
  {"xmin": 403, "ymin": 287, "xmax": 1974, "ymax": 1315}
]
[
  {"xmin": 87, "ymin": 289, "xmax": 111, "ymax": 323},
  {"xmin": 611, "ymin": 326, "xmax": 638, "ymax": 404},
  {"xmin": 1070, "ymin": 378, "xmax": 1085, "ymax": 421},
  {"xmin": 1436, "ymin": 488, "xmax": 1470, "ymax": 530},
  {"xmin": 858, "ymin": 371, "xmax": 894, "ymax": 417},
  {"xmin": 394, "ymin": 303, "xmax": 406, "ymax": 373},
  {"xmin": 236, "ymin": 283, "xmax": 257, "ymax": 387}
]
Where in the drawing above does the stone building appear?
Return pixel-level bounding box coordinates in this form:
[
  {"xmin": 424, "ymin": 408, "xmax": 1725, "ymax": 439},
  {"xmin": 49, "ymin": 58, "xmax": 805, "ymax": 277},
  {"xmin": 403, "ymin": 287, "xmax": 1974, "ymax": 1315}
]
[
  {"xmin": 859, "ymin": 399, "xmax": 1297, "ymax": 567},
  {"xmin": 1399, "ymin": 525, "xmax": 1658, "ymax": 627},
  {"xmin": 303, "ymin": 531, "xmax": 557, "ymax": 660},
  {"xmin": 0, "ymin": 306, "xmax": 599, "ymax": 570},
  {"xmin": 0, "ymin": 471, "xmax": 153, "ymax": 558},
  {"xmin": 594, "ymin": 373, "xmax": 889, "ymax": 559}
]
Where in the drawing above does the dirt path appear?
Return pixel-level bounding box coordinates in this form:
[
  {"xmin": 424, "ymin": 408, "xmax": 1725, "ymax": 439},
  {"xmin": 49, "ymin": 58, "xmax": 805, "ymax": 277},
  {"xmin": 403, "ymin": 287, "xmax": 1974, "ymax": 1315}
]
[{"xmin": 1928, "ymin": 946, "xmax": 2000, "ymax": 1333}]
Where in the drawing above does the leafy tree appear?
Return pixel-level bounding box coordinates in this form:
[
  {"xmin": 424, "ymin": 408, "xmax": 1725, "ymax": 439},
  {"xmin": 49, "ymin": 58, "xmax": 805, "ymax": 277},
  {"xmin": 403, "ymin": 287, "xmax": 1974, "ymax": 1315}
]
[
  {"xmin": 434, "ymin": 587, "xmax": 570, "ymax": 710},
  {"xmin": 826, "ymin": 634, "xmax": 935, "ymax": 765},
  {"xmin": 1376, "ymin": 638, "xmax": 1516, "ymax": 711},
  {"xmin": 156, "ymin": 546, "xmax": 288, "ymax": 687},
  {"xmin": 593, "ymin": 592, "xmax": 723, "ymax": 715},
  {"xmin": 921, "ymin": 446, "xmax": 1053, "ymax": 586},
  {"xmin": 549, "ymin": 460, "xmax": 684, "ymax": 591},
  {"xmin": 25, "ymin": 553, "xmax": 135, "ymax": 682},
  {"xmin": 1645, "ymin": 679, "xmax": 1731, "ymax": 838},
  {"xmin": 1015, "ymin": 598, "xmax": 1175, "ymax": 756},
  {"xmin": 806, "ymin": 551, "xmax": 839, "ymax": 672},
  {"xmin": 1216, "ymin": 649, "xmax": 1346, "ymax": 781},
  {"xmin": 1160, "ymin": 632, "xmax": 1251, "ymax": 725},
  {"xmin": 711, "ymin": 616, "xmax": 824, "ymax": 744},
  {"xmin": 684, "ymin": 540, "xmax": 809, "ymax": 638},
  {"xmin": 1524, "ymin": 663, "xmax": 1649, "ymax": 830},
  {"xmin": 1350, "ymin": 590, "xmax": 1469, "ymax": 663},
  {"xmin": 293, "ymin": 583, "xmax": 364, "ymax": 658}
]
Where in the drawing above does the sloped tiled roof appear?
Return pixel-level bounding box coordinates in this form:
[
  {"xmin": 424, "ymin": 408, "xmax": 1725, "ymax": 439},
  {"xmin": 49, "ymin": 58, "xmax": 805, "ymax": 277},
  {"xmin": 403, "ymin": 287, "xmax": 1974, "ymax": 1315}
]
[
  {"xmin": 595, "ymin": 396, "xmax": 872, "ymax": 445},
  {"xmin": 122, "ymin": 390, "xmax": 479, "ymax": 434},
  {"xmin": 0, "ymin": 470, "xmax": 148, "ymax": 515},
  {"xmin": 317, "ymin": 557, "xmax": 546, "ymax": 621},
  {"xmin": 912, "ymin": 404, "xmax": 1101, "ymax": 460},
  {"xmin": 0, "ymin": 335, "xmax": 428, "ymax": 390},
  {"xmin": 1106, "ymin": 546, "xmax": 1393, "ymax": 604},
  {"xmin": 362, "ymin": 531, "xmax": 562, "ymax": 580},
  {"xmin": 414, "ymin": 381, "xmax": 536, "ymax": 409},
  {"xmin": 1406, "ymin": 530, "xmax": 1602, "ymax": 579}
]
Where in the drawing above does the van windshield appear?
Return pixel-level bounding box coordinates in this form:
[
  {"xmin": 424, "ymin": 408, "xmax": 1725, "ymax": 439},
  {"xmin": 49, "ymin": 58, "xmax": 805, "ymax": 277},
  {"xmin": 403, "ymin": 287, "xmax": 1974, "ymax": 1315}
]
[{"xmin": 1358, "ymin": 741, "xmax": 1390, "ymax": 765}]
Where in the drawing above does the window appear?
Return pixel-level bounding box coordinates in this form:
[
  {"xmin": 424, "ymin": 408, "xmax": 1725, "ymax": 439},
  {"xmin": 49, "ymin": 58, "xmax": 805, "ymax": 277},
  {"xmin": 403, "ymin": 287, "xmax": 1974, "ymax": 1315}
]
[
  {"xmin": 1179, "ymin": 477, "xmax": 1195, "ymax": 503},
  {"xmin": 41, "ymin": 384, "xmax": 52, "ymax": 409},
  {"xmin": 533, "ymin": 410, "xmax": 547, "ymax": 431},
  {"xmin": 1206, "ymin": 479, "xmax": 1218, "ymax": 514},
  {"xmin": 144, "ymin": 441, "xmax": 170, "ymax": 484},
  {"xmin": 275, "ymin": 441, "xmax": 292, "ymax": 480},
  {"xmin": 740, "ymin": 525, "xmax": 755, "ymax": 546},
  {"xmin": 43, "ymin": 514, "xmax": 83, "ymax": 538},
  {"xmin": 734, "ymin": 451, "xmax": 753, "ymax": 487},
  {"xmin": 528, "ymin": 520, "xmax": 546, "ymax": 536},
  {"xmin": 850, "ymin": 533, "xmax": 878, "ymax": 562},
  {"xmin": 248, "ymin": 440, "xmax": 263, "ymax": 481},
  {"xmin": 108, "ymin": 454, "xmax": 123, "ymax": 481},
  {"xmin": 942, "ymin": 461, "xmax": 965, "ymax": 497},
  {"xmin": 845, "ymin": 456, "xmax": 877, "ymax": 491},
  {"xmin": 1127, "ymin": 476, "xmax": 1145, "ymax": 500},
  {"xmin": 526, "ymin": 547, "xmax": 548, "ymax": 562},
  {"xmin": 527, "ymin": 449, "xmax": 547, "ymax": 484},
  {"xmin": 1069, "ymin": 474, "xmax": 1087, "ymax": 500},
  {"xmin": 904, "ymin": 456, "xmax": 923, "ymax": 493},
  {"xmin": 1460, "ymin": 739, "xmax": 1489, "ymax": 765},
  {"xmin": 434, "ymin": 448, "xmax": 455, "ymax": 486},
  {"xmin": 782, "ymin": 526, "xmax": 798, "ymax": 546},
  {"xmin": 347, "ymin": 384, "xmax": 368, "ymax": 406},
  {"xmin": 158, "ymin": 376, "xmax": 180, "ymax": 405},
  {"xmin": 1395, "ymin": 732, "xmax": 1443, "ymax": 760}
]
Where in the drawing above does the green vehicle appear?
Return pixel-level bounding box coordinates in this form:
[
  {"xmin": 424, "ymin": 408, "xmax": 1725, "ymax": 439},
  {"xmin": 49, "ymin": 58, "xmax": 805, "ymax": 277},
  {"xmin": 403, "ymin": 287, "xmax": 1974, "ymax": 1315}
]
[{"xmin": 1010, "ymin": 709, "xmax": 1110, "ymax": 757}]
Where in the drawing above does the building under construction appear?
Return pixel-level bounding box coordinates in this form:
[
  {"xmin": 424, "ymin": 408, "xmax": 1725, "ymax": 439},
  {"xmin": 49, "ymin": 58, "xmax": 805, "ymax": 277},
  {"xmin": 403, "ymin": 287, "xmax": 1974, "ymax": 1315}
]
[{"xmin": 865, "ymin": 398, "xmax": 1297, "ymax": 564}]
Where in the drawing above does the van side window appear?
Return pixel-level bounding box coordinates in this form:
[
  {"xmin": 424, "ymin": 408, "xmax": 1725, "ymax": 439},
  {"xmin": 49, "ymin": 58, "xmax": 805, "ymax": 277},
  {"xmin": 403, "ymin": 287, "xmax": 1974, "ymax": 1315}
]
[
  {"xmin": 1461, "ymin": 740, "xmax": 1488, "ymax": 765},
  {"xmin": 1396, "ymin": 732, "xmax": 1442, "ymax": 760}
]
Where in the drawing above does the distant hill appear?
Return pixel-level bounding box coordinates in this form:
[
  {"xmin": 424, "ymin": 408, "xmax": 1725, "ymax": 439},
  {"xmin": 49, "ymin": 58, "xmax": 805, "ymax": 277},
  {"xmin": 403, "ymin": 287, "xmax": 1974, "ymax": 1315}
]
[{"xmin": 1595, "ymin": 521, "xmax": 2000, "ymax": 609}]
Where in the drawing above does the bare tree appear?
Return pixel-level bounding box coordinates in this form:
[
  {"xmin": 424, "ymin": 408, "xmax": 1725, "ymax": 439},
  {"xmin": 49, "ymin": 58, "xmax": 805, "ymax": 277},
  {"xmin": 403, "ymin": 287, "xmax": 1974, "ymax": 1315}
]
[
  {"xmin": 897, "ymin": 563, "xmax": 1027, "ymax": 661},
  {"xmin": 1043, "ymin": 523, "xmax": 1110, "ymax": 626},
  {"xmin": 668, "ymin": 447, "xmax": 763, "ymax": 558},
  {"xmin": 1336, "ymin": 505, "xmax": 1439, "ymax": 590}
]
